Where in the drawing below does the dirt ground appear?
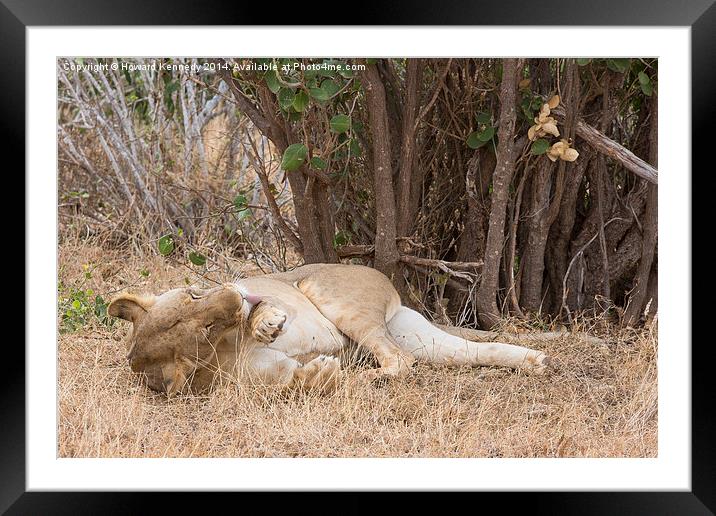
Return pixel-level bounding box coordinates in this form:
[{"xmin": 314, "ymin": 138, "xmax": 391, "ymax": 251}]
[{"xmin": 57, "ymin": 241, "xmax": 657, "ymax": 458}]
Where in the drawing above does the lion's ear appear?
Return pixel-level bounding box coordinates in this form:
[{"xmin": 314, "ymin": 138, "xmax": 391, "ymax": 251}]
[{"xmin": 108, "ymin": 294, "xmax": 155, "ymax": 322}]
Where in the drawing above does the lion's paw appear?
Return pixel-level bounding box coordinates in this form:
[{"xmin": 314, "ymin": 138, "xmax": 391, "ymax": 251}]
[
  {"xmin": 251, "ymin": 305, "xmax": 287, "ymax": 344},
  {"xmin": 297, "ymin": 355, "xmax": 341, "ymax": 392},
  {"xmin": 526, "ymin": 352, "xmax": 552, "ymax": 375}
]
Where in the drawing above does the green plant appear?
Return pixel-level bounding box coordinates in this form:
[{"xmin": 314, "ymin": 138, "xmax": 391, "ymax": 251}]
[{"xmin": 58, "ymin": 284, "xmax": 114, "ymax": 333}]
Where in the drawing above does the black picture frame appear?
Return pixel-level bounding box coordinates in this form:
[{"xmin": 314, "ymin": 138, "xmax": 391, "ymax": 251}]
[{"xmin": 7, "ymin": 1, "xmax": 711, "ymax": 512}]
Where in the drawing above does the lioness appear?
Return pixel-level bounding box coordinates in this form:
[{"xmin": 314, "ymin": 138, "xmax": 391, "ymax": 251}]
[{"xmin": 108, "ymin": 263, "xmax": 551, "ymax": 395}]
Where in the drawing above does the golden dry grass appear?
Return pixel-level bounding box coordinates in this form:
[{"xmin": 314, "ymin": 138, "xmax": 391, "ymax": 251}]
[{"xmin": 57, "ymin": 240, "xmax": 657, "ymax": 458}]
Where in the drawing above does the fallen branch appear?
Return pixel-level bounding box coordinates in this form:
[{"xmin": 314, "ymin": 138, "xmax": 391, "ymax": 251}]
[
  {"xmin": 336, "ymin": 245, "xmax": 375, "ymax": 258},
  {"xmin": 404, "ymin": 263, "xmax": 470, "ymax": 293},
  {"xmin": 336, "ymin": 245, "xmax": 483, "ymax": 282},
  {"xmin": 551, "ymin": 106, "xmax": 657, "ymax": 184},
  {"xmin": 399, "ymin": 255, "xmax": 482, "ymax": 283}
]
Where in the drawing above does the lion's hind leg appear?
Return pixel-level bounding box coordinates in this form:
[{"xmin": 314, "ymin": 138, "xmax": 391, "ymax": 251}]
[
  {"xmin": 291, "ymin": 355, "xmax": 341, "ymax": 393},
  {"xmin": 294, "ymin": 276, "xmax": 415, "ymax": 378},
  {"xmin": 387, "ymin": 307, "xmax": 550, "ymax": 374}
]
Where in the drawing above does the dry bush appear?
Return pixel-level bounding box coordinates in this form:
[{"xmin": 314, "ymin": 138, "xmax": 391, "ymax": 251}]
[{"xmin": 58, "ymin": 240, "xmax": 657, "ymax": 458}]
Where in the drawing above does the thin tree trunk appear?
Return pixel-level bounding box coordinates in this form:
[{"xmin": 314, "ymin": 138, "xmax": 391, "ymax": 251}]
[
  {"xmin": 447, "ymin": 148, "xmax": 494, "ymax": 315},
  {"xmin": 546, "ymin": 148, "xmax": 591, "ymax": 313},
  {"xmin": 475, "ymin": 58, "xmax": 521, "ymax": 328},
  {"xmin": 397, "ymin": 58, "xmax": 423, "ymax": 237},
  {"xmin": 624, "ymin": 93, "xmax": 658, "ymax": 326},
  {"xmin": 361, "ymin": 62, "xmax": 400, "ymax": 278},
  {"xmin": 519, "ymin": 159, "xmax": 554, "ymax": 312}
]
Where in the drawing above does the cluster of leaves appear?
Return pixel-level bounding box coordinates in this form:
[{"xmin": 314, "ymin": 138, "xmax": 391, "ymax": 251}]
[
  {"xmin": 519, "ymin": 84, "xmax": 548, "ymax": 123},
  {"xmin": 157, "ymin": 231, "xmax": 206, "ymax": 266},
  {"xmin": 465, "ymin": 112, "xmax": 496, "ymax": 149},
  {"xmin": 248, "ymin": 58, "xmax": 364, "ymax": 175},
  {"xmin": 577, "ymin": 58, "xmax": 655, "ymax": 97},
  {"xmin": 156, "ymin": 190, "xmax": 260, "ymax": 266},
  {"xmin": 58, "ymin": 266, "xmax": 113, "ymax": 333}
]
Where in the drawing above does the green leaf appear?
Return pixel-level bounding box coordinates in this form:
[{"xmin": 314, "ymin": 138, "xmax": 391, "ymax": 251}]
[
  {"xmin": 576, "ymin": 58, "xmax": 592, "ymax": 66},
  {"xmin": 466, "ymin": 131, "xmax": 488, "ymax": 149},
  {"xmin": 320, "ymin": 79, "xmax": 340, "ymax": 99},
  {"xmin": 158, "ymin": 234, "xmax": 175, "ymax": 256},
  {"xmin": 278, "ymin": 88, "xmax": 295, "ymax": 111},
  {"xmin": 638, "ymin": 71, "xmax": 653, "ymax": 96},
  {"xmin": 366, "ymin": 58, "xmax": 378, "ymax": 65},
  {"xmin": 606, "ymin": 58, "xmax": 630, "ymax": 73},
  {"xmin": 233, "ymin": 194, "xmax": 248, "ymax": 211},
  {"xmin": 188, "ymin": 252, "xmax": 207, "ymax": 266},
  {"xmin": 94, "ymin": 295, "xmax": 108, "ymax": 318},
  {"xmin": 309, "ymin": 87, "xmax": 330, "ymax": 101},
  {"xmin": 310, "ymin": 156, "xmax": 327, "ymax": 170},
  {"xmin": 475, "ymin": 112, "xmax": 491, "ymax": 124},
  {"xmin": 292, "ymin": 90, "xmax": 309, "ymax": 112},
  {"xmin": 641, "ymin": 81, "xmax": 653, "ymax": 97},
  {"xmin": 332, "ymin": 230, "xmax": 351, "ymax": 248},
  {"xmin": 349, "ymin": 139, "xmax": 362, "ymax": 157},
  {"xmin": 264, "ymin": 71, "xmax": 281, "ymax": 93},
  {"xmin": 478, "ymin": 126, "xmax": 495, "ymax": 142},
  {"xmin": 303, "ymin": 66, "xmax": 319, "ymax": 80},
  {"xmin": 330, "ymin": 114, "xmax": 351, "ymax": 134},
  {"xmin": 531, "ymin": 138, "xmax": 550, "ymax": 155},
  {"xmin": 281, "ymin": 143, "xmax": 308, "ymax": 171},
  {"xmin": 337, "ymin": 65, "xmax": 355, "ymax": 79}
]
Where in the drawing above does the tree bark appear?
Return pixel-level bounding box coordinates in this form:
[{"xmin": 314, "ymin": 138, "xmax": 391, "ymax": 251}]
[
  {"xmin": 624, "ymin": 93, "xmax": 658, "ymax": 326},
  {"xmin": 519, "ymin": 159, "xmax": 554, "ymax": 313},
  {"xmin": 447, "ymin": 148, "xmax": 495, "ymax": 315},
  {"xmin": 361, "ymin": 62, "xmax": 400, "ymax": 278},
  {"xmin": 546, "ymin": 148, "xmax": 592, "ymax": 313},
  {"xmin": 397, "ymin": 58, "xmax": 423, "ymax": 237},
  {"xmin": 475, "ymin": 58, "xmax": 521, "ymax": 328}
]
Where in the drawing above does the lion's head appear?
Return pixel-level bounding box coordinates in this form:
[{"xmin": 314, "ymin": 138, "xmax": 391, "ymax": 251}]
[{"xmin": 108, "ymin": 283, "xmax": 258, "ymax": 395}]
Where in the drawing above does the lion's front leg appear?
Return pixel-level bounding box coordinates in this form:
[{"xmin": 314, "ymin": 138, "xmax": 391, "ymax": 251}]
[{"xmin": 249, "ymin": 302, "xmax": 288, "ymax": 344}]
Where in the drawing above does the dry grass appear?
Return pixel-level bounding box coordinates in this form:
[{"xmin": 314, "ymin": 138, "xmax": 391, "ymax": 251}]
[{"xmin": 57, "ymin": 240, "xmax": 657, "ymax": 458}]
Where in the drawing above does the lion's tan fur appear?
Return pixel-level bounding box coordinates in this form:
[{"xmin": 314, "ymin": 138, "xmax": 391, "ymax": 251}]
[{"xmin": 109, "ymin": 264, "xmax": 550, "ymax": 395}]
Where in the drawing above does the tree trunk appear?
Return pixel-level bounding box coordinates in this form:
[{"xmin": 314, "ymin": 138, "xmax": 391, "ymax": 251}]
[
  {"xmin": 475, "ymin": 58, "xmax": 521, "ymax": 328},
  {"xmin": 519, "ymin": 159, "xmax": 554, "ymax": 312},
  {"xmin": 546, "ymin": 148, "xmax": 592, "ymax": 313},
  {"xmin": 361, "ymin": 62, "xmax": 400, "ymax": 278},
  {"xmin": 623, "ymin": 93, "xmax": 658, "ymax": 326},
  {"xmin": 397, "ymin": 58, "xmax": 423, "ymax": 237},
  {"xmin": 447, "ymin": 148, "xmax": 494, "ymax": 315}
]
